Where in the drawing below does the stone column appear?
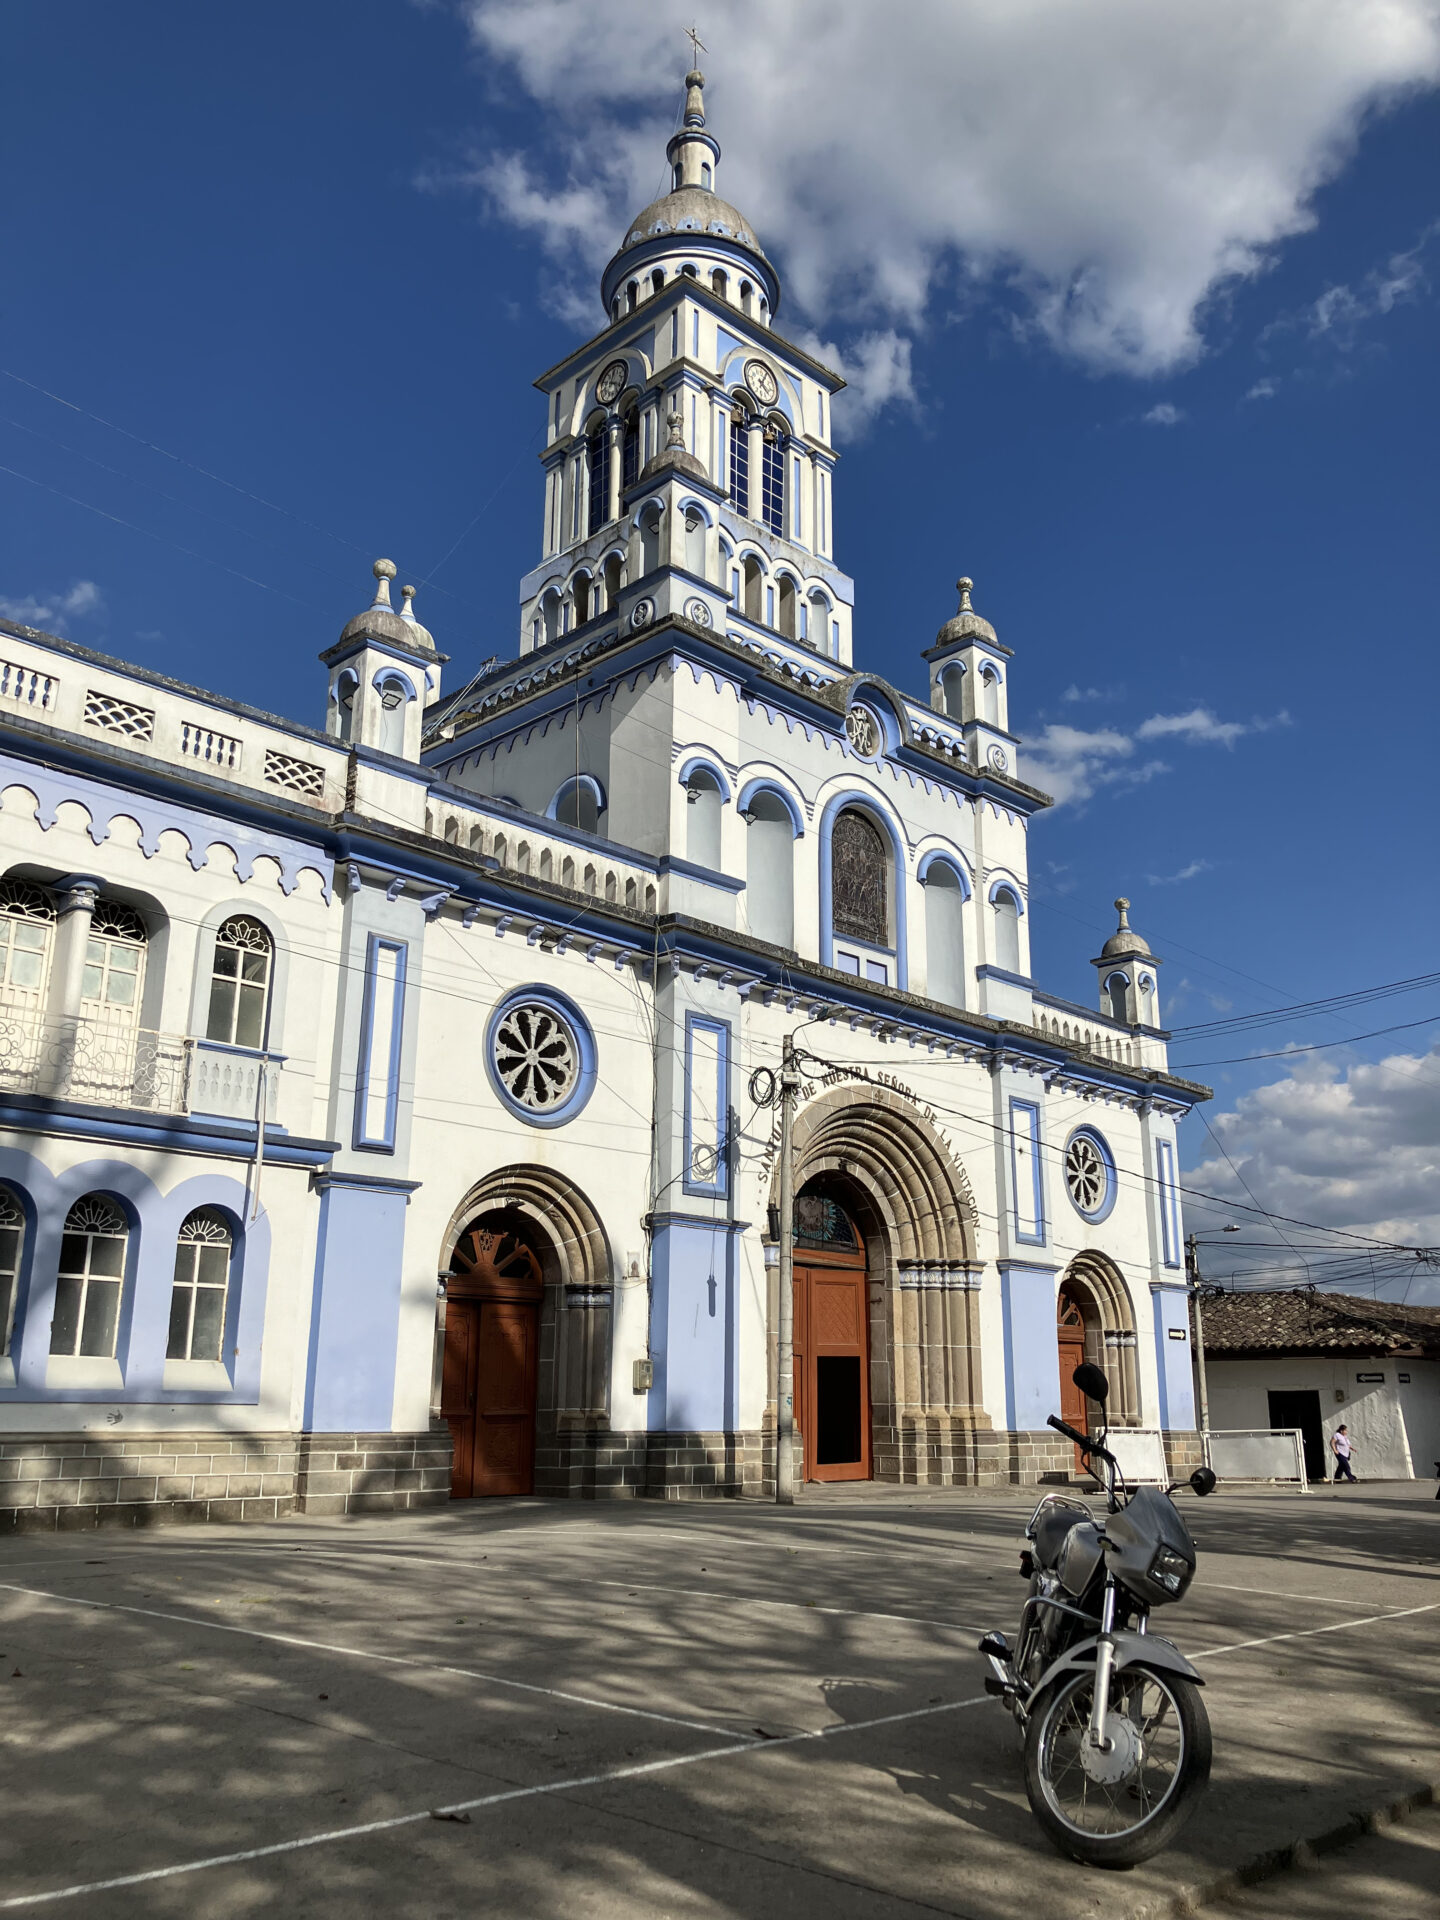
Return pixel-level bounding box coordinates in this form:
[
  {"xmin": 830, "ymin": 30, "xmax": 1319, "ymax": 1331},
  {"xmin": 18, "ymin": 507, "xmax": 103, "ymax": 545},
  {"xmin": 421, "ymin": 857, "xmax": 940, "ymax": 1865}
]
[
  {"xmin": 606, "ymin": 419, "xmax": 621, "ymax": 525},
  {"xmin": 747, "ymin": 422, "xmax": 764, "ymax": 521},
  {"xmin": 41, "ymin": 876, "xmax": 100, "ymax": 1098}
]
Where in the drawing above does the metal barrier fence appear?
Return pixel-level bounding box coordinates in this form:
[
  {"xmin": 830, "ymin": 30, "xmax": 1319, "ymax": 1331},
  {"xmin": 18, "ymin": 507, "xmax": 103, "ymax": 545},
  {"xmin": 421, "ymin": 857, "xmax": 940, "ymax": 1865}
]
[{"xmin": 1203, "ymin": 1427, "xmax": 1308, "ymax": 1491}]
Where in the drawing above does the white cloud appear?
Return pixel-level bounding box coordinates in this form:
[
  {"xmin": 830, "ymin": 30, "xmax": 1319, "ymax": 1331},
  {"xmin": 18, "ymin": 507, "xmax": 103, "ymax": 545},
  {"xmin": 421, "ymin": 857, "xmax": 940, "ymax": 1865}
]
[
  {"xmin": 1184, "ymin": 1043, "xmax": 1440, "ymax": 1291},
  {"xmin": 1244, "ymin": 377, "xmax": 1279, "ymax": 401},
  {"xmin": 1141, "ymin": 402, "xmax": 1185, "ymax": 426},
  {"xmin": 1262, "ymin": 218, "xmax": 1440, "ymax": 354},
  {"xmin": 1146, "ymin": 858, "xmax": 1213, "ymax": 885},
  {"xmin": 0, "ymin": 580, "xmax": 104, "ymax": 635},
  {"xmin": 1024, "ymin": 703, "xmax": 1282, "ymax": 804},
  {"xmin": 450, "ymin": 0, "xmax": 1440, "ymax": 383},
  {"xmin": 790, "ymin": 328, "xmax": 916, "ymax": 437}
]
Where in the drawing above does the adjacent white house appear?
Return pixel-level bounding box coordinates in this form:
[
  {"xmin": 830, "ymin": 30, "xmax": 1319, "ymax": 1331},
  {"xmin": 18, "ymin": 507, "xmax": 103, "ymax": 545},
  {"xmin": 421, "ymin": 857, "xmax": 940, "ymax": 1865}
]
[{"xmin": 0, "ymin": 67, "xmax": 1211, "ymax": 1528}]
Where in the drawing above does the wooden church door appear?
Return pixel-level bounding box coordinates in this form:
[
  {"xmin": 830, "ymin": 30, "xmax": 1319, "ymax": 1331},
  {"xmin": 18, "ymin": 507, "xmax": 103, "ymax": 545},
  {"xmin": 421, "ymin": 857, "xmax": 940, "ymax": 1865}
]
[{"xmin": 442, "ymin": 1221, "xmax": 543, "ymax": 1498}]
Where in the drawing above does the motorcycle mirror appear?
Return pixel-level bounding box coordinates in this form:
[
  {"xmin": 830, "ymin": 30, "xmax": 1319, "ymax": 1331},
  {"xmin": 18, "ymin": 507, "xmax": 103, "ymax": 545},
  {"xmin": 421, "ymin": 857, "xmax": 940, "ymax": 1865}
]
[
  {"xmin": 1189, "ymin": 1466, "xmax": 1217, "ymax": 1497},
  {"xmin": 1072, "ymin": 1362, "xmax": 1109, "ymax": 1405}
]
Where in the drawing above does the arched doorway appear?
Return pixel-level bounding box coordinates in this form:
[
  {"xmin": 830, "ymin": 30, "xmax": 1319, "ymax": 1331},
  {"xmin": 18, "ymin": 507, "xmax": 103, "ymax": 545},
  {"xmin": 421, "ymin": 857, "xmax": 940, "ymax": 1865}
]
[
  {"xmin": 793, "ymin": 1182, "xmax": 871, "ymax": 1482},
  {"xmin": 1061, "ymin": 1253, "xmax": 1140, "ymax": 1424},
  {"xmin": 442, "ymin": 1212, "xmax": 543, "ymax": 1497},
  {"xmin": 1057, "ymin": 1282, "xmax": 1089, "ymax": 1469}
]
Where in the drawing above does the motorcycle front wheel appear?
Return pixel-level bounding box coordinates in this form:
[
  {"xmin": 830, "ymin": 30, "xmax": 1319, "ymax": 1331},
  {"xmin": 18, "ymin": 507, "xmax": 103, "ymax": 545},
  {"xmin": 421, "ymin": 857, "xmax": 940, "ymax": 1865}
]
[{"xmin": 1023, "ymin": 1666, "xmax": 1211, "ymax": 1868}]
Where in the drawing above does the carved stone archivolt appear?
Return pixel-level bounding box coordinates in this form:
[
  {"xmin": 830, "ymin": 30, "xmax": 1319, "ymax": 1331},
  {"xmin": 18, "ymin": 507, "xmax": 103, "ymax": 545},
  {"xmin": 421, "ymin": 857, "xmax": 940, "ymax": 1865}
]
[{"xmin": 1062, "ymin": 1250, "xmax": 1141, "ymax": 1424}]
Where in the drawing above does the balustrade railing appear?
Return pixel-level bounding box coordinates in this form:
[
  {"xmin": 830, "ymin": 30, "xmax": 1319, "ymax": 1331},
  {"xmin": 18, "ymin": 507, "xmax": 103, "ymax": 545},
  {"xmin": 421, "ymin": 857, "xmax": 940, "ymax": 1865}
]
[{"xmin": 0, "ymin": 1012, "xmax": 279, "ymax": 1120}]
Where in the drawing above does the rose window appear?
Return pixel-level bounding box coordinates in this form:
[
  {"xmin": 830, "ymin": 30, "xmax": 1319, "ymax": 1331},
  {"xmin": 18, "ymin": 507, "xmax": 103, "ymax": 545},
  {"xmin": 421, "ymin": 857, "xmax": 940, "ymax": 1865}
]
[
  {"xmin": 492, "ymin": 1002, "xmax": 580, "ymax": 1114},
  {"xmin": 1065, "ymin": 1134, "xmax": 1110, "ymax": 1216}
]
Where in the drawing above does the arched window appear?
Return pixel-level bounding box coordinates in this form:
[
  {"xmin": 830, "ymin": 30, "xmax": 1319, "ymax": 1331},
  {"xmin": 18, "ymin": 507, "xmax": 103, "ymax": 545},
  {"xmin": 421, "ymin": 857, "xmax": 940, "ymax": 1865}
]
[
  {"xmin": 832, "ymin": 809, "xmax": 888, "ymax": 947},
  {"xmin": 981, "ymin": 667, "xmax": 1000, "ymax": 727},
  {"xmin": 625, "ymin": 280, "xmax": 638, "ymax": 314},
  {"xmin": 1106, "ymin": 971, "xmax": 1131, "ymax": 1024},
  {"xmin": 639, "ymin": 504, "xmax": 663, "ymax": 576},
  {"xmin": 808, "ymin": 591, "xmax": 831, "ymax": 657},
  {"xmin": 742, "ymin": 556, "xmax": 763, "ymax": 624},
  {"xmin": 992, "ymin": 887, "xmax": 1021, "ymax": 973},
  {"xmin": 622, "ymin": 409, "xmax": 640, "ymax": 492},
  {"xmin": 740, "ymin": 281, "xmax": 754, "ymax": 317},
  {"xmin": 729, "ymin": 408, "xmax": 750, "ymax": 514},
  {"xmin": 378, "ymin": 683, "xmax": 407, "ymax": 755},
  {"xmin": 602, "ymin": 552, "xmax": 623, "ymax": 610},
  {"xmin": 555, "ymin": 778, "xmax": 601, "ymax": 835},
  {"xmin": 924, "ymin": 865, "xmax": 965, "ymax": 1006},
  {"xmin": 207, "ymin": 915, "xmax": 273, "ymax": 1049},
  {"xmin": 711, "ymin": 268, "xmax": 727, "ymax": 298},
  {"xmin": 0, "ymin": 1186, "xmax": 23, "ymax": 1358},
  {"xmin": 777, "ymin": 575, "xmax": 798, "ymax": 639},
  {"xmin": 1138, "ymin": 974, "xmax": 1156, "ymax": 1025},
  {"xmin": 940, "ymin": 663, "xmax": 965, "ymax": 720},
  {"xmin": 0, "ymin": 880, "xmax": 55, "ymax": 1012},
  {"xmin": 83, "ymin": 900, "xmax": 146, "ymax": 1030},
  {"xmin": 586, "ymin": 420, "xmax": 610, "ymax": 535},
  {"xmin": 541, "ymin": 591, "xmax": 561, "ymax": 646},
  {"xmin": 573, "ymin": 574, "xmax": 591, "ymax": 625},
  {"xmin": 335, "ymin": 670, "xmax": 359, "ymax": 744},
  {"xmin": 683, "ymin": 506, "xmax": 707, "ymax": 578},
  {"xmin": 760, "ymin": 426, "xmax": 786, "ymax": 537},
  {"xmin": 685, "ymin": 768, "xmax": 724, "ymax": 870},
  {"xmin": 168, "ymin": 1207, "xmax": 233, "ymax": 1362},
  {"xmin": 52, "ymin": 1194, "xmax": 128, "ymax": 1358},
  {"xmin": 650, "ymin": 268, "xmax": 665, "ymax": 295},
  {"xmin": 745, "ymin": 793, "xmax": 795, "ymax": 948},
  {"xmin": 701, "ymin": 162, "xmax": 712, "ymax": 189}
]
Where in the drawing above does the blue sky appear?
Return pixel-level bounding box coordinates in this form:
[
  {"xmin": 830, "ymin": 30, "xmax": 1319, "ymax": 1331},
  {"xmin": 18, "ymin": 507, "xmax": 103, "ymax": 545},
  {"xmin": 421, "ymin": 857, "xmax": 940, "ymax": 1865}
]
[{"xmin": 4, "ymin": 2, "xmax": 1438, "ymax": 1286}]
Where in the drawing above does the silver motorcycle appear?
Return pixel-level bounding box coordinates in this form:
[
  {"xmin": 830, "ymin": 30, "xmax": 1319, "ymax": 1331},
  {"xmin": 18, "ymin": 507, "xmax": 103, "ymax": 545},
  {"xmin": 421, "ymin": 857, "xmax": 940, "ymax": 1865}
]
[{"xmin": 979, "ymin": 1363, "xmax": 1218, "ymax": 1868}]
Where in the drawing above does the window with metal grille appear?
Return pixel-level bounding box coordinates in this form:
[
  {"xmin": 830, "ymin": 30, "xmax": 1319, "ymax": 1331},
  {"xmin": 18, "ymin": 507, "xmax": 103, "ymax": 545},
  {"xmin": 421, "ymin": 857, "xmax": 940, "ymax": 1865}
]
[
  {"xmin": 0, "ymin": 1187, "xmax": 23, "ymax": 1357},
  {"xmin": 0, "ymin": 881, "xmax": 55, "ymax": 994},
  {"xmin": 831, "ymin": 808, "xmax": 888, "ymax": 947},
  {"xmin": 206, "ymin": 916, "xmax": 273, "ymax": 1048},
  {"xmin": 729, "ymin": 413, "xmax": 750, "ymax": 515},
  {"xmin": 167, "ymin": 1208, "xmax": 233, "ymax": 1362},
  {"xmin": 51, "ymin": 1194, "xmax": 128, "ymax": 1358},
  {"xmin": 761, "ymin": 430, "xmax": 785, "ymax": 537},
  {"xmin": 587, "ymin": 426, "xmax": 611, "ymax": 535},
  {"xmin": 622, "ymin": 412, "xmax": 640, "ymax": 493}
]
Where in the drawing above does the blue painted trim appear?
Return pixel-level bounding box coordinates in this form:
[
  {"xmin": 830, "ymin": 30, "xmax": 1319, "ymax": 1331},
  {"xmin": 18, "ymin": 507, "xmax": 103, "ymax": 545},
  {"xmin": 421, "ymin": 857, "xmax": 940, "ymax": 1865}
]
[
  {"xmin": 312, "ymin": 1170, "xmax": 421, "ymax": 1194},
  {"xmin": 1064, "ymin": 1125, "xmax": 1118, "ymax": 1224},
  {"xmin": 655, "ymin": 854, "xmax": 746, "ymax": 894},
  {"xmin": 987, "ymin": 877, "xmax": 1026, "ymax": 913},
  {"xmin": 352, "ymin": 934, "xmax": 407, "ymax": 1152},
  {"xmin": 676, "ymin": 754, "xmax": 732, "ymax": 802},
  {"xmin": 974, "ymin": 964, "xmax": 1034, "ymax": 988},
  {"xmin": 816, "ymin": 790, "xmax": 909, "ymax": 990},
  {"xmin": 1009, "ymin": 1097, "xmax": 1046, "ymax": 1246},
  {"xmin": 0, "ymin": 1096, "xmax": 332, "ymax": 1166},
  {"xmin": 484, "ymin": 985, "xmax": 597, "ymax": 1129},
  {"xmin": 1156, "ymin": 1139, "xmax": 1182, "ymax": 1268},
  {"xmin": 682, "ymin": 1013, "xmax": 731, "ymax": 1199},
  {"xmin": 736, "ymin": 777, "xmax": 804, "ymax": 836},
  {"xmin": 916, "ymin": 847, "xmax": 971, "ymax": 895},
  {"xmin": 371, "ymin": 666, "xmax": 418, "ymax": 701}
]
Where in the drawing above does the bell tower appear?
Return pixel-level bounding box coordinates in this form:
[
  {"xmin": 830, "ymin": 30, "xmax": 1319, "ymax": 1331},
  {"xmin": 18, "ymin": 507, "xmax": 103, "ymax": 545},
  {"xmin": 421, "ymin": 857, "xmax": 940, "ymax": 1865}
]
[
  {"xmin": 922, "ymin": 578, "xmax": 1019, "ymax": 777},
  {"xmin": 1092, "ymin": 898, "xmax": 1163, "ymax": 1029},
  {"xmin": 320, "ymin": 560, "xmax": 446, "ymax": 762},
  {"xmin": 517, "ymin": 68, "xmax": 855, "ymax": 665}
]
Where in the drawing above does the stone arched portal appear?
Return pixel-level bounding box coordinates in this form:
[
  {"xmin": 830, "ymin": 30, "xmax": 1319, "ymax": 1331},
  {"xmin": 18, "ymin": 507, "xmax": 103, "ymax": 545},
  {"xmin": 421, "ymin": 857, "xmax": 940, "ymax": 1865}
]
[
  {"xmin": 438, "ymin": 1165, "xmax": 614, "ymax": 1497},
  {"xmin": 772, "ymin": 1086, "xmax": 989, "ymax": 1485},
  {"xmin": 1059, "ymin": 1250, "xmax": 1141, "ymax": 1425}
]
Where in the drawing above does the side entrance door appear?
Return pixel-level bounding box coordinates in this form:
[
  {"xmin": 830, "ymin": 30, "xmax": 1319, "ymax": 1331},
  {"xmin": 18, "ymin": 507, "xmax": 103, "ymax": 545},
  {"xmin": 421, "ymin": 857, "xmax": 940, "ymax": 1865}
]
[
  {"xmin": 441, "ymin": 1221, "xmax": 542, "ymax": 1498},
  {"xmin": 794, "ymin": 1251, "xmax": 871, "ymax": 1483},
  {"xmin": 1268, "ymin": 1388, "xmax": 1326, "ymax": 1481},
  {"xmin": 1057, "ymin": 1285, "xmax": 1090, "ymax": 1471}
]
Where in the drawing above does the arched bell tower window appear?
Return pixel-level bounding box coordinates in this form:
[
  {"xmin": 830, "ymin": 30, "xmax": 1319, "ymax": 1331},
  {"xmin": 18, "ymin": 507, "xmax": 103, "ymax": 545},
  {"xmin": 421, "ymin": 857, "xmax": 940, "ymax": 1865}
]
[
  {"xmin": 1105, "ymin": 971, "xmax": 1130, "ymax": 1024},
  {"xmin": 729, "ymin": 408, "xmax": 751, "ymax": 515},
  {"xmin": 831, "ymin": 809, "xmax": 888, "ymax": 948},
  {"xmin": 684, "ymin": 768, "xmax": 724, "ymax": 870},
  {"xmin": 586, "ymin": 418, "xmax": 610, "ymax": 535},
  {"xmin": 207, "ymin": 915, "xmax": 273, "ymax": 1049},
  {"xmin": 940, "ymin": 663, "xmax": 965, "ymax": 720},
  {"xmin": 622, "ymin": 408, "xmax": 640, "ymax": 493},
  {"xmin": 992, "ymin": 887, "xmax": 1022, "ymax": 973},
  {"xmin": 760, "ymin": 424, "xmax": 786, "ymax": 537},
  {"xmin": 777, "ymin": 575, "xmax": 797, "ymax": 639}
]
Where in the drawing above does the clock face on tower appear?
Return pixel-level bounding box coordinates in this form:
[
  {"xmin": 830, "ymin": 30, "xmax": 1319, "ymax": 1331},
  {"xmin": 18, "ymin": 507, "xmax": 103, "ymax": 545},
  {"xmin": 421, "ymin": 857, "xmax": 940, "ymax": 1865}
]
[
  {"xmin": 745, "ymin": 360, "xmax": 778, "ymax": 407},
  {"xmin": 596, "ymin": 359, "xmax": 628, "ymax": 405}
]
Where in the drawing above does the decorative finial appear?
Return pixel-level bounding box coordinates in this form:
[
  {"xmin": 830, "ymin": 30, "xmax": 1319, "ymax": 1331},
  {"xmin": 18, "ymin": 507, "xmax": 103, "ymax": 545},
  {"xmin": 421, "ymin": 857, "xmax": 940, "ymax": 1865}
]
[
  {"xmin": 400, "ymin": 584, "xmax": 418, "ymax": 623},
  {"xmin": 956, "ymin": 576, "xmax": 973, "ymax": 613},
  {"xmin": 1114, "ymin": 897, "xmax": 1131, "ymax": 925},
  {"xmin": 665, "ymin": 408, "xmax": 685, "ymax": 449},
  {"xmin": 370, "ymin": 558, "xmax": 396, "ymax": 610},
  {"xmin": 683, "ymin": 33, "xmax": 706, "ymax": 126}
]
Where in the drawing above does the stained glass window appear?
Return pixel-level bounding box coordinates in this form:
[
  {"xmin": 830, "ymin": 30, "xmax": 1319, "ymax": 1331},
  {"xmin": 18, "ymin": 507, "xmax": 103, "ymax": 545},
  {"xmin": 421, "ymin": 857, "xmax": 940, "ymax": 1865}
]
[{"xmin": 831, "ymin": 809, "xmax": 888, "ymax": 946}]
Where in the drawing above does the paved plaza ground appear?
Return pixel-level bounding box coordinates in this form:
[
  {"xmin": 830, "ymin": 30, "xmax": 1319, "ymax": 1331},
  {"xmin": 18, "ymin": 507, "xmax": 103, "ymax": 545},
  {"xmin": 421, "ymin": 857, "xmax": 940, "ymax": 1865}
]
[{"xmin": 0, "ymin": 1478, "xmax": 1436, "ymax": 1917}]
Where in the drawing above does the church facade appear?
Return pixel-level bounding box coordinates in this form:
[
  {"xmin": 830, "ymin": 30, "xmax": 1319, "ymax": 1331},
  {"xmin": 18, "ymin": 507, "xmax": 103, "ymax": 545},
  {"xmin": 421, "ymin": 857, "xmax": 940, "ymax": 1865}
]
[{"xmin": 0, "ymin": 73, "xmax": 1205, "ymax": 1526}]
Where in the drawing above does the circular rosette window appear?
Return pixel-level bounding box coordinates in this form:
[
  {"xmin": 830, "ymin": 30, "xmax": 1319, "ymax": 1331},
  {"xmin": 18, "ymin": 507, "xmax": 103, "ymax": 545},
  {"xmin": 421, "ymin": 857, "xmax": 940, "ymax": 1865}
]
[
  {"xmin": 1063, "ymin": 1128, "xmax": 1117, "ymax": 1223},
  {"xmin": 485, "ymin": 988, "xmax": 597, "ymax": 1128}
]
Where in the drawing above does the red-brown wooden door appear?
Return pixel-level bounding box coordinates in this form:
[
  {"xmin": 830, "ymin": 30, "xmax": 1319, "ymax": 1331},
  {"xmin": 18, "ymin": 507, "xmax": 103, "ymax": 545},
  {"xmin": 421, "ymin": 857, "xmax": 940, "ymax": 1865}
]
[
  {"xmin": 442, "ymin": 1221, "xmax": 542, "ymax": 1498},
  {"xmin": 1057, "ymin": 1284, "xmax": 1089, "ymax": 1472},
  {"xmin": 794, "ymin": 1254, "xmax": 871, "ymax": 1483}
]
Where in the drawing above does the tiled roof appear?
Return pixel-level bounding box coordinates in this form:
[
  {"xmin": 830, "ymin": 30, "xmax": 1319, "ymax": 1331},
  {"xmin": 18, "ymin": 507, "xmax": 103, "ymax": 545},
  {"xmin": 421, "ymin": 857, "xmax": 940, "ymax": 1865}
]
[{"xmin": 1198, "ymin": 1288, "xmax": 1440, "ymax": 1358}]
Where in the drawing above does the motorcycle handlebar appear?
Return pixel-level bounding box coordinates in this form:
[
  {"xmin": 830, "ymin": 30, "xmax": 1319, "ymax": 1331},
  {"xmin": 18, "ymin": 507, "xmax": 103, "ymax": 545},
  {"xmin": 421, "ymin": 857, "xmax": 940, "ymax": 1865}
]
[{"xmin": 1046, "ymin": 1413, "xmax": 1093, "ymax": 1451}]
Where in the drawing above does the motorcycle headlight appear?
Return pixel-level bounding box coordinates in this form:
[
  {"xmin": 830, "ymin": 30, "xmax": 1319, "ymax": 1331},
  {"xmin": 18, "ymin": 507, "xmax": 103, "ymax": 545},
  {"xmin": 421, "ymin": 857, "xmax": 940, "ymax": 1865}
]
[{"xmin": 1148, "ymin": 1543, "xmax": 1193, "ymax": 1598}]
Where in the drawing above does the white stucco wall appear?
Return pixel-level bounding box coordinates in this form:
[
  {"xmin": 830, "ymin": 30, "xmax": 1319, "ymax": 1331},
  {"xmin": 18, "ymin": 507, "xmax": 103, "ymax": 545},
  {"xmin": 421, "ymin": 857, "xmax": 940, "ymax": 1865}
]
[{"xmin": 1206, "ymin": 1355, "xmax": 1440, "ymax": 1480}]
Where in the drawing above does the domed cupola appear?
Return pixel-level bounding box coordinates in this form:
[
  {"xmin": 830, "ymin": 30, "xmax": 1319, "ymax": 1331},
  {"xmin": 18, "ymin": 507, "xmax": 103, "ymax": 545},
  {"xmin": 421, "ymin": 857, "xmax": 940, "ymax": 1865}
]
[
  {"xmin": 599, "ymin": 71, "xmax": 780, "ymax": 322},
  {"xmin": 1091, "ymin": 898, "xmax": 1163, "ymax": 1028}
]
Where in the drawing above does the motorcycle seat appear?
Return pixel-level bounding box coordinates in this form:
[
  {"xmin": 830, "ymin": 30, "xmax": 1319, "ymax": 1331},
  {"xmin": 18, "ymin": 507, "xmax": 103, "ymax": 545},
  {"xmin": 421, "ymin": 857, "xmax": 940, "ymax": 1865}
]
[{"xmin": 1032, "ymin": 1506, "xmax": 1088, "ymax": 1571}]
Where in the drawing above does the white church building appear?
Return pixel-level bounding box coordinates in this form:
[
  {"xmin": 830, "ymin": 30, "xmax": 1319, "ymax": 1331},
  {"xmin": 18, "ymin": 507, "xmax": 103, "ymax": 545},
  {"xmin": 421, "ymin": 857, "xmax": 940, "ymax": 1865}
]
[{"xmin": 0, "ymin": 71, "xmax": 1207, "ymax": 1525}]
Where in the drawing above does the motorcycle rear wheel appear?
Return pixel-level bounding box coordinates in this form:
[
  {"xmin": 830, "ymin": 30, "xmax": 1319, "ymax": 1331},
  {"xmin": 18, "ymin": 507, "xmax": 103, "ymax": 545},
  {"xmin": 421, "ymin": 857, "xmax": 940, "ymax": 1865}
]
[{"xmin": 1023, "ymin": 1666, "xmax": 1210, "ymax": 1868}]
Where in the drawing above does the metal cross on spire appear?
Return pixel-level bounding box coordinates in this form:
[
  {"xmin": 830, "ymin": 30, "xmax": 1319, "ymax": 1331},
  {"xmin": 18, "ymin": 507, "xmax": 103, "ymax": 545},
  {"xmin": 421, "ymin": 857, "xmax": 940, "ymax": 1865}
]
[{"xmin": 685, "ymin": 23, "xmax": 706, "ymax": 67}]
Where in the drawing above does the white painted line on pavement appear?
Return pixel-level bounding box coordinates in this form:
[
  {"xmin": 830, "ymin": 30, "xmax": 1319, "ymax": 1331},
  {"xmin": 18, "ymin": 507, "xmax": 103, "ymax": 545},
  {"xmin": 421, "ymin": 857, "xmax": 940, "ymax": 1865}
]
[
  {"xmin": 1192, "ymin": 1596, "xmax": 1440, "ymax": 1660},
  {"xmin": 581, "ymin": 1575, "xmax": 988, "ymax": 1634},
  {"xmin": 0, "ymin": 1582, "xmax": 738, "ymax": 1738},
  {"xmin": 0, "ymin": 1691, "xmax": 992, "ymax": 1910},
  {"xmin": 1200, "ymin": 1580, "xmax": 1414, "ymax": 1611}
]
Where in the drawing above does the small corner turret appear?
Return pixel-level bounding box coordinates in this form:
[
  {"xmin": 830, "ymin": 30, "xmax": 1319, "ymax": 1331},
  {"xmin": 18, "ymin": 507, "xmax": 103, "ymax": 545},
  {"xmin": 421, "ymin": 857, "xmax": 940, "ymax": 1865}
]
[
  {"xmin": 1091, "ymin": 898, "xmax": 1162, "ymax": 1028},
  {"xmin": 320, "ymin": 558, "xmax": 449, "ymax": 761},
  {"xmin": 923, "ymin": 577, "xmax": 1018, "ymax": 776}
]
